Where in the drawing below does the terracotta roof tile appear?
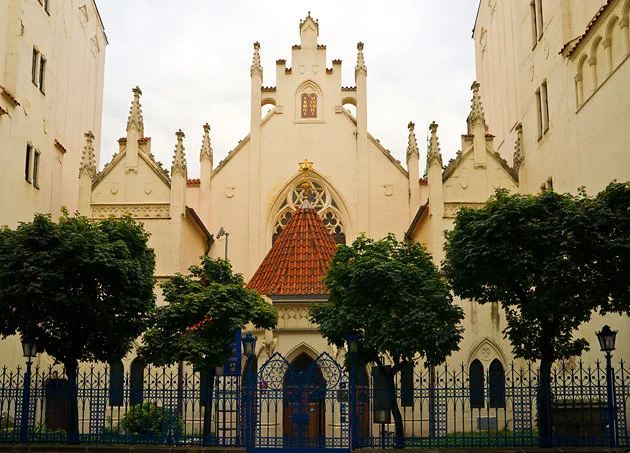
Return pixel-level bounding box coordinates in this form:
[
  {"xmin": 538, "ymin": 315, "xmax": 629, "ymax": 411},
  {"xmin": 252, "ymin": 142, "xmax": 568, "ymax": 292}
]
[
  {"xmin": 561, "ymin": 0, "xmax": 614, "ymax": 57},
  {"xmin": 187, "ymin": 178, "xmax": 200, "ymax": 185},
  {"xmin": 247, "ymin": 199, "xmax": 338, "ymax": 296}
]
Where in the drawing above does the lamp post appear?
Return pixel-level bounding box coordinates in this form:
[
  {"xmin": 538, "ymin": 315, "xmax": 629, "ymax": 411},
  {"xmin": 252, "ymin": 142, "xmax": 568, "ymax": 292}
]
[
  {"xmin": 242, "ymin": 332, "xmax": 257, "ymax": 452},
  {"xmin": 596, "ymin": 325, "xmax": 617, "ymax": 448},
  {"xmin": 345, "ymin": 333, "xmax": 359, "ymax": 451},
  {"xmin": 216, "ymin": 227, "xmax": 229, "ymax": 260},
  {"xmin": 19, "ymin": 335, "xmax": 38, "ymax": 444}
]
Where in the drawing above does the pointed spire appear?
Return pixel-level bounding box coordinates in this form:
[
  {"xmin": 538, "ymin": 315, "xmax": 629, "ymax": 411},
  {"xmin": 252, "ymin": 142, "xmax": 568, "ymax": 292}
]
[
  {"xmin": 427, "ymin": 121, "xmax": 443, "ymax": 168},
  {"xmin": 251, "ymin": 41, "xmax": 262, "ymax": 77},
  {"xmin": 78, "ymin": 131, "xmax": 97, "ymax": 179},
  {"xmin": 467, "ymin": 81, "xmax": 487, "ymax": 133},
  {"xmin": 171, "ymin": 129, "xmax": 187, "ymax": 177},
  {"xmin": 355, "ymin": 42, "xmax": 367, "ymax": 75},
  {"xmin": 126, "ymin": 86, "xmax": 145, "ymax": 137},
  {"xmin": 406, "ymin": 121, "xmax": 419, "ymax": 162},
  {"xmin": 200, "ymin": 123, "xmax": 213, "ymax": 162},
  {"xmin": 513, "ymin": 122, "xmax": 524, "ymax": 171}
]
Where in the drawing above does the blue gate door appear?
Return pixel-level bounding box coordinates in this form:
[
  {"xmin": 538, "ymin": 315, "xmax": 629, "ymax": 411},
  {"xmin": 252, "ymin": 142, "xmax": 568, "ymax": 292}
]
[{"xmin": 252, "ymin": 352, "xmax": 350, "ymax": 453}]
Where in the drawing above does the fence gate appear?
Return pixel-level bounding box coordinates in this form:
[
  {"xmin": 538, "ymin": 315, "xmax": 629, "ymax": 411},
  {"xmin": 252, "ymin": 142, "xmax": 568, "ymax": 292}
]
[{"xmin": 251, "ymin": 352, "xmax": 350, "ymax": 453}]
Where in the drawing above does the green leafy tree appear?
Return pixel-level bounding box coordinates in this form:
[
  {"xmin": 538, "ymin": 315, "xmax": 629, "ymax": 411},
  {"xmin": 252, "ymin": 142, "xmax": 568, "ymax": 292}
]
[
  {"xmin": 443, "ymin": 184, "xmax": 630, "ymax": 444},
  {"xmin": 309, "ymin": 234, "xmax": 464, "ymax": 445},
  {"xmin": 0, "ymin": 212, "xmax": 156, "ymax": 440},
  {"xmin": 138, "ymin": 256, "xmax": 278, "ymax": 437}
]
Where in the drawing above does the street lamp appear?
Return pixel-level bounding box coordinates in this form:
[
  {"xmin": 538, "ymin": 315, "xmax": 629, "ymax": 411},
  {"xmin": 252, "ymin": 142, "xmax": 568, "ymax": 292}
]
[
  {"xmin": 241, "ymin": 332, "xmax": 257, "ymax": 450},
  {"xmin": 242, "ymin": 332, "xmax": 257, "ymax": 358},
  {"xmin": 20, "ymin": 334, "xmax": 38, "ymax": 444},
  {"xmin": 216, "ymin": 227, "xmax": 229, "ymax": 260},
  {"xmin": 345, "ymin": 333, "xmax": 359, "ymax": 450},
  {"xmin": 596, "ymin": 325, "xmax": 617, "ymax": 447}
]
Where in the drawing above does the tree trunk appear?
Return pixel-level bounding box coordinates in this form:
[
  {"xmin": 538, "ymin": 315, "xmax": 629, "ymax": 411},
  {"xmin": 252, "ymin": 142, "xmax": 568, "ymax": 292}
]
[
  {"xmin": 65, "ymin": 360, "xmax": 79, "ymax": 443},
  {"xmin": 538, "ymin": 341, "xmax": 554, "ymax": 447},
  {"xmin": 381, "ymin": 364, "xmax": 404, "ymax": 448}
]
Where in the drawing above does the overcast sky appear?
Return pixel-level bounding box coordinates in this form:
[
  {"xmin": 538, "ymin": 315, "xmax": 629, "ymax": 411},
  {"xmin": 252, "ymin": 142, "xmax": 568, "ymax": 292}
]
[{"xmin": 97, "ymin": 1, "xmax": 480, "ymax": 178}]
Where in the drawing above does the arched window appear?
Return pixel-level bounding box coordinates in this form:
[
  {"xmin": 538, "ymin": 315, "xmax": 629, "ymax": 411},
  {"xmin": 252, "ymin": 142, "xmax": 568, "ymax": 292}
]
[
  {"xmin": 273, "ymin": 179, "xmax": 346, "ymax": 245},
  {"xmin": 469, "ymin": 359, "xmax": 485, "ymax": 409},
  {"xmin": 109, "ymin": 360, "xmax": 124, "ymax": 407},
  {"xmin": 129, "ymin": 358, "xmax": 145, "ymax": 406},
  {"xmin": 489, "ymin": 359, "xmax": 506, "ymax": 408}
]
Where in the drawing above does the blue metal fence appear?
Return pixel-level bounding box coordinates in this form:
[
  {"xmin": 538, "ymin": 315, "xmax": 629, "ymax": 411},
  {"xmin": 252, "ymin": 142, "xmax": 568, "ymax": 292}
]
[{"xmin": 0, "ymin": 355, "xmax": 627, "ymax": 450}]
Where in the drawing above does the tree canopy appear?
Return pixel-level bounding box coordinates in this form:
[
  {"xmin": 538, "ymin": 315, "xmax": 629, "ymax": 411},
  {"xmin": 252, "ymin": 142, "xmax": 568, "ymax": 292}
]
[
  {"xmin": 443, "ymin": 183, "xmax": 630, "ymax": 444},
  {"xmin": 138, "ymin": 257, "xmax": 278, "ymax": 371},
  {"xmin": 0, "ymin": 212, "xmax": 156, "ymax": 367},
  {"xmin": 309, "ymin": 234, "xmax": 463, "ymax": 444},
  {"xmin": 310, "ymin": 234, "xmax": 463, "ymax": 367},
  {"xmin": 443, "ymin": 185, "xmax": 630, "ymax": 364}
]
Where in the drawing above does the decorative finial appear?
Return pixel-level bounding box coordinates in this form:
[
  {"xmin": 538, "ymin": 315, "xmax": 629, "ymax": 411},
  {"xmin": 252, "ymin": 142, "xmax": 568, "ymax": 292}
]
[
  {"xmin": 355, "ymin": 42, "xmax": 367, "ymax": 75},
  {"xmin": 126, "ymin": 86, "xmax": 145, "ymax": 137},
  {"xmin": 299, "ymin": 159, "xmax": 313, "ymax": 173},
  {"xmin": 171, "ymin": 129, "xmax": 187, "ymax": 176},
  {"xmin": 467, "ymin": 81, "xmax": 487, "ymax": 133},
  {"xmin": 406, "ymin": 122, "xmax": 419, "ymax": 162},
  {"xmin": 251, "ymin": 41, "xmax": 262, "ymax": 77},
  {"xmin": 78, "ymin": 131, "xmax": 97, "ymax": 180},
  {"xmin": 513, "ymin": 122, "xmax": 524, "ymax": 172},
  {"xmin": 299, "ymin": 159, "xmax": 314, "ymax": 200},
  {"xmin": 427, "ymin": 121, "xmax": 443, "ymax": 168},
  {"xmin": 200, "ymin": 123, "xmax": 212, "ymax": 162}
]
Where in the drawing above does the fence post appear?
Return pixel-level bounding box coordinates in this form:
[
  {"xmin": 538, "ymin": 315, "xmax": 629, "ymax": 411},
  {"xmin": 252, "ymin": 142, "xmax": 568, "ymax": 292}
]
[
  {"xmin": 348, "ymin": 356, "xmax": 357, "ymax": 451},
  {"xmin": 605, "ymin": 354, "xmax": 617, "ymax": 448}
]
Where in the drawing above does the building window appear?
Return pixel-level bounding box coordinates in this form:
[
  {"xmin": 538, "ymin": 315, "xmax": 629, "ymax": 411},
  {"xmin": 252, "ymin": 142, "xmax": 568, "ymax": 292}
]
[
  {"xmin": 31, "ymin": 48, "xmax": 46, "ymax": 93},
  {"xmin": 535, "ymin": 80, "xmax": 549, "ymax": 139},
  {"xmin": 540, "ymin": 177, "xmax": 553, "ymax": 192},
  {"xmin": 33, "ymin": 150, "xmax": 40, "ymax": 188},
  {"xmin": 531, "ymin": 0, "xmax": 543, "ymax": 47},
  {"xmin": 273, "ymin": 179, "xmax": 346, "ymax": 245},
  {"xmin": 488, "ymin": 359, "xmax": 506, "ymax": 408},
  {"xmin": 39, "ymin": 57, "xmax": 46, "ymax": 93},
  {"xmin": 129, "ymin": 358, "xmax": 145, "ymax": 406},
  {"xmin": 32, "ymin": 48, "xmax": 40, "ymax": 86},
  {"xmin": 109, "ymin": 361, "xmax": 124, "ymax": 407},
  {"xmin": 541, "ymin": 80, "xmax": 549, "ymax": 132},
  {"xmin": 469, "ymin": 359, "xmax": 485, "ymax": 409},
  {"xmin": 25, "ymin": 144, "xmax": 33, "ymax": 182}
]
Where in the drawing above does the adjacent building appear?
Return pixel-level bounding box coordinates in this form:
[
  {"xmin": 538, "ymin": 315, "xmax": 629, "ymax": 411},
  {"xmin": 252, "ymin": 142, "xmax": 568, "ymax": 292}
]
[{"xmin": 0, "ymin": 0, "xmax": 107, "ymax": 228}]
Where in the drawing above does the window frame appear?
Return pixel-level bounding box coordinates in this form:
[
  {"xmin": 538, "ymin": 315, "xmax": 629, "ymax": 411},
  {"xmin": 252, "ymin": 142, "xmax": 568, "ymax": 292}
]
[
  {"xmin": 38, "ymin": 55, "xmax": 46, "ymax": 94},
  {"xmin": 33, "ymin": 150, "xmax": 41, "ymax": 189},
  {"xmin": 25, "ymin": 143, "xmax": 33, "ymax": 183},
  {"xmin": 541, "ymin": 80, "xmax": 549, "ymax": 132},
  {"xmin": 32, "ymin": 48, "xmax": 40, "ymax": 86}
]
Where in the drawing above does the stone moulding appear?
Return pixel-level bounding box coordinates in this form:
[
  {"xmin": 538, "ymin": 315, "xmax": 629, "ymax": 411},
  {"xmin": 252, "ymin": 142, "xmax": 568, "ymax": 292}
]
[
  {"xmin": 443, "ymin": 202, "xmax": 486, "ymax": 218},
  {"xmin": 90, "ymin": 203, "xmax": 170, "ymax": 219}
]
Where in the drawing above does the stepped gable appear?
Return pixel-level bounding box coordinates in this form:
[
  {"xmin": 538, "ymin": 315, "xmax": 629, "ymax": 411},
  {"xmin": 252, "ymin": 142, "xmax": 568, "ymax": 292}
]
[{"xmin": 247, "ymin": 199, "xmax": 338, "ymax": 296}]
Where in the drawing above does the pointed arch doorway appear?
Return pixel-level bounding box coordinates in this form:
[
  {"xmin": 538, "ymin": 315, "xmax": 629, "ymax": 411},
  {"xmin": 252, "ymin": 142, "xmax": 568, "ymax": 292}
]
[{"xmin": 283, "ymin": 353, "xmax": 325, "ymax": 448}]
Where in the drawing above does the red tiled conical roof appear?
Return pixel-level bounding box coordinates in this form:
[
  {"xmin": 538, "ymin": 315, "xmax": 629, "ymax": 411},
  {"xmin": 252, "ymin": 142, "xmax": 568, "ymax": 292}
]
[{"xmin": 247, "ymin": 199, "xmax": 338, "ymax": 296}]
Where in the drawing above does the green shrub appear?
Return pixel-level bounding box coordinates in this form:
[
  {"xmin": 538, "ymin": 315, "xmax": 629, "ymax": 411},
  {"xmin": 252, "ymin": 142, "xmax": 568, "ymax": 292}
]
[
  {"xmin": 0, "ymin": 412, "xmax": 14, "ymax": 429},
  {"xmin": 121, "ymin": 402, "xmax": 182, "ymax": 436}
]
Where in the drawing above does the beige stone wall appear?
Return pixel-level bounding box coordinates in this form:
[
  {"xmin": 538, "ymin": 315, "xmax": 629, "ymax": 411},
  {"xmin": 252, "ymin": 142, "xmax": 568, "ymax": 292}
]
[
  {"xmin": 0, "ymin": 0, "xmax": 106, "ymax": 227},
  {"xmin": 474, "ymin": 0, "xmax": 630, "ymax": 195}
]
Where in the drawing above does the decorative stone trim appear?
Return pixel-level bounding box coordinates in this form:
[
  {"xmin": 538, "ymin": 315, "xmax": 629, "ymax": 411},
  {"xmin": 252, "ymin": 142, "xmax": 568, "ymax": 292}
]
[
  {"xmin": 443, "ymin": 203, "xmax": 485, "ymax": 218},
  {"xmin": 91, "ymin": 203, "xmax": 170, "ymax": 219}
]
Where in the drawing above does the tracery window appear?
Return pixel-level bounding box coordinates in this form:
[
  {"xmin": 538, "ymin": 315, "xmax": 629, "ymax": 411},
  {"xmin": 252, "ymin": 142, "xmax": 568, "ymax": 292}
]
[{"xmin": 273, "ymin": 179, "xmax": 345, "ymax": 245}]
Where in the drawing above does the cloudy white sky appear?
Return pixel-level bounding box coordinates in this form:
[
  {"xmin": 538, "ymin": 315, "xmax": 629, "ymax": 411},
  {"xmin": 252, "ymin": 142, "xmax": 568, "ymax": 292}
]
[{"xmin": 97, "ymin": 1, "xmax": 480, "ymax": 178}]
